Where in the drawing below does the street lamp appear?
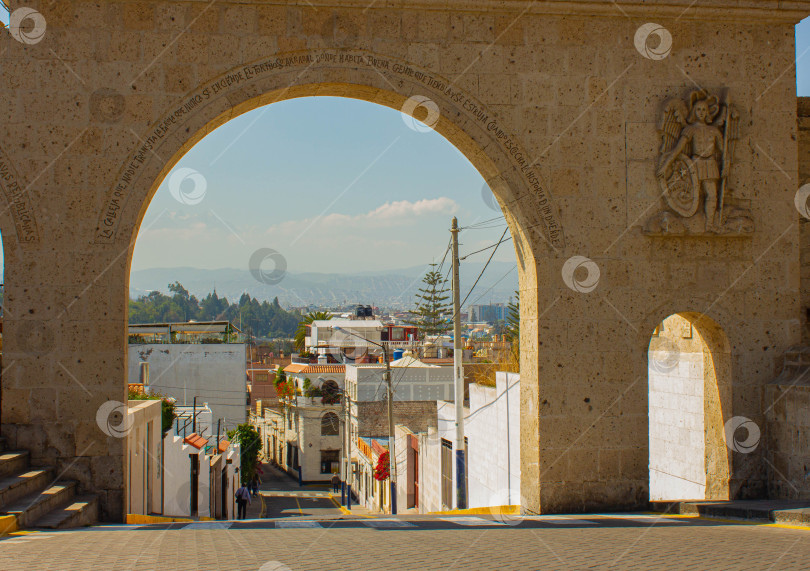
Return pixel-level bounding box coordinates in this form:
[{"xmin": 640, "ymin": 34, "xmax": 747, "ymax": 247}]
[{"xmin": 333, "ymin": 325, "xmax": 397, "ymax": 515}]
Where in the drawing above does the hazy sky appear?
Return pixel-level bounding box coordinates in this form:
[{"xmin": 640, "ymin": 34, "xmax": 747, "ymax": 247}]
[
  {"xmin": 131, "ymin": 96, "xmax": 508, "ymax": 275},
  {"xmin": 0, "ymin": 14, "xmax": 809, "ymax": 279}
]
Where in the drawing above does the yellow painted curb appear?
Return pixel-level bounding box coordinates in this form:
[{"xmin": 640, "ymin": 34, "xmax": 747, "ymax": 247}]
[
  {"xmin": 429, "ymin": 505, "xmax": 520, "ymax": 516},
  {"xmin": 644, "ymin": 511, "xmax": 810, "ymax": 531},
  {"xmin": 0, "ymin": 515, "xmax": 18, "ymax": 536},
  {"xmin": 126, "ymin": 514, "xmax": 194, "ymax": 524}
]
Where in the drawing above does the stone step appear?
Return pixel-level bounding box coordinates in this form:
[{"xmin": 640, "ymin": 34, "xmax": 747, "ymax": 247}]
[
  {"xmin": 33, "ymin": 495, "xmax": 99, "ymax": 529},
  {"xmin": 1, "ymin": 481, "xmax": 77, "ymax": 529},
  {"xmin": 651, "ymin": 500, "xmax": 810, "ymax": 525},
  {"xmin": 0, "ymin": 451, "xmax": 30, "ymax": 479},
  {"xmin": 0, "ymin": 468, "xmax": 54, "ymax": 511}
]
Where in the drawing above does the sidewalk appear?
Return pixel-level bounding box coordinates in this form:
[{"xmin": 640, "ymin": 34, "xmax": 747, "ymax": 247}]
[
  {"xmin": 326, "ymin": 491, "xmax": 374, "ymax": 517},
  {"xmin": 651, "ymin": 499, "xmax": 810, "ymax": 526}
]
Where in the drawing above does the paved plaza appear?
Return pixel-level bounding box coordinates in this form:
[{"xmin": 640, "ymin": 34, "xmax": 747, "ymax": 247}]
[{"xmin": 0, "ymin": 513, "xmax": 808, "ymax": 570}]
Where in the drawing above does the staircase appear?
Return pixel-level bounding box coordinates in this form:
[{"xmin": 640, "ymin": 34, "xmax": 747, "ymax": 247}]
[{"xmin": 0, "ymin": 437, "xmax": 98, "ymax": 534}]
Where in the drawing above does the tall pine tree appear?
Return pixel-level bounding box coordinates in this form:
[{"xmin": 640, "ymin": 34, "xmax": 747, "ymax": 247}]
[{"xmin": 407, "ymin": 264, "xmax": 452, "ymax": 338}]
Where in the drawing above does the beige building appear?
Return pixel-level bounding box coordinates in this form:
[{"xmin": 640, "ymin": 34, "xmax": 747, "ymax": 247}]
[
  {"xmin": 125, "ymin": 399, "xmax": 162, "ymax": 517},
  {"xmin": 0, "ymin": 1, "xmax": 809, "ymax": 522}
]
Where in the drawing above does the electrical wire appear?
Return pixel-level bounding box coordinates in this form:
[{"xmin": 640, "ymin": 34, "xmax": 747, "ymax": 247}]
[
  {"xmin": 468, "ymin": 265, "xmax": 517, "ymax": 307},
  {"xmin": 458, "ymin": 227, "xmax": 509, "ymax": 311},
  {"xmin": 460, "ymin": 236, "xmax": 513, "ymax": 261},
  {"xmin": 460, "ymin": 216, "xmax": 504, "ymax": 229}
]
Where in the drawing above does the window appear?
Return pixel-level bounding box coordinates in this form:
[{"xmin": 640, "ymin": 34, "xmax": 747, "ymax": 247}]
[
  {"xmin": 321, "ymin": 412, "xmax": 340, "ymax": 436},
  {"xmin": 391, "ymin": 327, "xmax": 405, "ymax": 341},
  {"xmin": 320, "ymin": 450, "xmax": 340, "ymax": 474}
]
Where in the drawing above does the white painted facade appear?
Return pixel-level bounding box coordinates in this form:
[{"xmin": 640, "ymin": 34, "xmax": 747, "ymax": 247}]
[
  {"xmin": 649, "ymin": 349, "xmax": 706, "ymax": 501},
  {"xmin": 162, "ymin": 434, "xmax": 211, "ymax": 518},
  {"xmin": 345, "ymin": 363, "xmax": 454, "ymax": 402},
  {"xmin": 125, "ymin": 399, "xmax": 162, "ymax": 516},
  {"xmin": 412, "ymin": 372, "xmax": 521, "ymax": 512},
  {"xmin": 467, "ymin": 372, "xmax": 521, "ymax": 508},
  {"xmin": 128, "ymin": 343, "xmax": 248, "ymax": 429},
  {"xmin": 270, "ymin": 399, "xmax": 345, "ymax": 483}
]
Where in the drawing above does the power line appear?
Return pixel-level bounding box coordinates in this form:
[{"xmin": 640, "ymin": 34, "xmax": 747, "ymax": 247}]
[
  {"xmin": 458, "ymin": 227, "xmax": 509, "ymax": 312},
  {"xmin": 460, "ymin": 216, "xmax": 504, "ymax": 229},
  {"xmin": 460, "ymin": 236, "xmax": 513, "ymax": 261},
  {"xmin": 468, "ymin": 265, "xmax": 517, "ymax": 307}
]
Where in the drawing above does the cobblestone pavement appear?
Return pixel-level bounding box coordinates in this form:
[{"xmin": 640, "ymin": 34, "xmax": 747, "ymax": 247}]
[{"xmin": 0, "ymin": 514, "xmax": 808, "ymax": 570}]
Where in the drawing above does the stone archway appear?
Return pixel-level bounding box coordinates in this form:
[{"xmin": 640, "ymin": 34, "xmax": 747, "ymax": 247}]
[
  {"xmin": 0, "ymin": 1, "xmax": 806, "ymax": 522},
  {"xmin": 647, "ymin": 312, "xmax": 732, "ymax": 502},
  {"xmin": 114, "ymin": 52, "xmax": 555, "ymax": 517}
]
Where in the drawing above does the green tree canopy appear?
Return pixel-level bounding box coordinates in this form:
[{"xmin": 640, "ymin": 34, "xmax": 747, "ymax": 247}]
[
  {"xmin": 227, "ymin": 423, "xmax": 262, "ymax": 485},
  {"xmin": 128, "ymin": 284, "xmax": 300, "ymax": 339},
  {"xmin": 406, "ymin": 264, "xmax": 452, "ymax": 337}
]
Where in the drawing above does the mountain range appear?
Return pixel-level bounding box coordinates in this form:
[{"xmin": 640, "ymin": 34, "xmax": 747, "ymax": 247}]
[{"xmin": 129, "ymin": 262, "xmax": 519, "ymax": 310}]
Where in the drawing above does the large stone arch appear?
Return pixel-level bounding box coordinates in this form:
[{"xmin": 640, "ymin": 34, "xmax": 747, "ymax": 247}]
[
  {"xmin": 111, "ymin": 49, "xmax": 559, "ymax": 515},
  {"xmin": 0, "ymin": 0, "xmax": 807, "ymax": 522}
]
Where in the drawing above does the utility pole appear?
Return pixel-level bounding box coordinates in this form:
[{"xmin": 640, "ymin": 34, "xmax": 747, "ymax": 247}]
[
  {"xmin": 451, "ymin": 216, "xmax": 467, "ymax": 510},
  {"xmin": 385, "ymin": 350, "xmax": 396, "ymax": 515},
  {"xmin": 333, "ymin": 326, "xmax": 396, "ymax": 514},
  {"xmin": 343, "ymin": 388, "xmax": 352, "ymax": 510},
  {"xmin": 192, "ymin": 396, "xmax": 197, "ymax": 434}
]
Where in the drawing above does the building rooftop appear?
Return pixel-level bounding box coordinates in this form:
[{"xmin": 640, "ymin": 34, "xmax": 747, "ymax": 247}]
[
  {"xmin": 184, "ymin": 433, "xmax": 209, "ymax": 450},
  {"xmin": 284, "ymin": 363, "xmax": 346, "ymax": 374},
  {"xmin": 311, "ymin": 319, "xmax": 383, "ymax": 329}
]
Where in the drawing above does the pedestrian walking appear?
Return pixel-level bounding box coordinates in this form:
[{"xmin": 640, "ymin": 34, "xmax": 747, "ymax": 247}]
[
  {"xmin": 331, "ymin": 473, "xmax": 340, "ymax": 494},
  {"xmin": 235, "ymin": 483, "xmax": 251, "ymax": 520},
  {"xmin": 251, "ymin": 476, "xmax": 260, "ymax": 497}
]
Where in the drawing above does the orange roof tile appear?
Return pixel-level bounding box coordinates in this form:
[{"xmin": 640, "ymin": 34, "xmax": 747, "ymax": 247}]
[
  {"xmin": 283, "ymin": 363, "xmax": 345, "ymax": 374},
  {"xmin": 184, "ymin": 433, "xmax": 209, "ymax": 450},
  {"xmin": 217, "ymin": 440, "xmax": 230, "ymax": 453}
]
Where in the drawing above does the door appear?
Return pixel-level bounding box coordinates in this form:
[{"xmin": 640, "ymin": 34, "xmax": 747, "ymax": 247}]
[
  {"xmin": 441, "ymin": 439, "xmax": 452, "ymax": 509},
  {"xmin": 413, "ymin": 450, "xmax": 419, "ymax": 509},
  {"xmin": 189, "ymin": 454, "xmax": 199, "ymax": 517}
]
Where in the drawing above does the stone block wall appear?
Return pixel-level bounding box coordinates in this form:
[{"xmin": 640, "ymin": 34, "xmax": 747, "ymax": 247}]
[
  {"xmin": 0, "ymin": 0, "xmax": 808, "ymax": 519},
  {"xmin": 765, "ymin": 383, "xmax": 810, "ymax": 499}
]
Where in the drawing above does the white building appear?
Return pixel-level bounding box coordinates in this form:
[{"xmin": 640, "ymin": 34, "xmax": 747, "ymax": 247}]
[
  {"xmin": 307, "ymin": 319, "xmax": 384, "ymax": 362},
  {"xmin": 162, "ymin": 433, "xmax": 212, "ymax": 518},
  {"xmin": 345, "ymin": 353, "xmax": 454, "ymax": 403},
  {"xmin": 399, "ymin": 372, "xmax": 520, "ymax": 513},
  {"xmin": 127, "ymin": 333, "xmax": 247, "ymax": 430},
  {"xmin": 126, "ymin": 399, "xmax": 162, "ymax": 517}
]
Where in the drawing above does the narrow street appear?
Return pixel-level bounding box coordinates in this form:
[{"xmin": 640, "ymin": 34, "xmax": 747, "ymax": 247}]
[{"xmin": 258, "ymin": 463, "xmax": 348, "ymax": 520}]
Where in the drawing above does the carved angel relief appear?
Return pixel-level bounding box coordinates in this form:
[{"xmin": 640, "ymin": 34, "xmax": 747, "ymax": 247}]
[{"xmin": 643, "ymin": 90, "xmax": 753, "ymax": 236}]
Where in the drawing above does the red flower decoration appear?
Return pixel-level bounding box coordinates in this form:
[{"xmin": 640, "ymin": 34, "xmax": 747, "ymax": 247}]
[{"xmin": 374, "ymin": 451, "xmax": 390, "ymax": 481}]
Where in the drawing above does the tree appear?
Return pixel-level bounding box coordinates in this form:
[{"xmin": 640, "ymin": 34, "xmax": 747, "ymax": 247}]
[
  {"xmin": 128, "ymin": 283, "xmax": 300, "ymax": 339},
  {"xmin": 407, "ymin": 264, "xmax": 452, "ymax": 337},
  {"xmin": 294, "ymin": 311, "xmax": 332, "ymax": 351},
  {"xmin": 227, "ymin": 423, "xmax": 261, "ymax": 485}
]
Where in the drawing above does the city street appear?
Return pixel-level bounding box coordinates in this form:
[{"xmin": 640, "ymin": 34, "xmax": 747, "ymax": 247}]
[
  {"xmin": 258, "ymin": 463, "xmax": 348, "ymax": 520},
  {"xmin": 0, "ymin": 513, "xmax": 807, "ymax": 570}
]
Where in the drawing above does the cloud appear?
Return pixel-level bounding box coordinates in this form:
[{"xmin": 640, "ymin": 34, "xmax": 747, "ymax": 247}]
[
  {"xmin": 133, "ymin": 198, "xmax": 462, "ymax": 273},
  {"xmin": 266, "ymin": 197, "xmax": 459, "ymax": 237}
]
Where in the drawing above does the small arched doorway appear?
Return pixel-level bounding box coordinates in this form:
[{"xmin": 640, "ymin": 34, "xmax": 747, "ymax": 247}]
[{"xmin": 647, "ymin": 312, "xmax": 731, "ymax": 501}]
